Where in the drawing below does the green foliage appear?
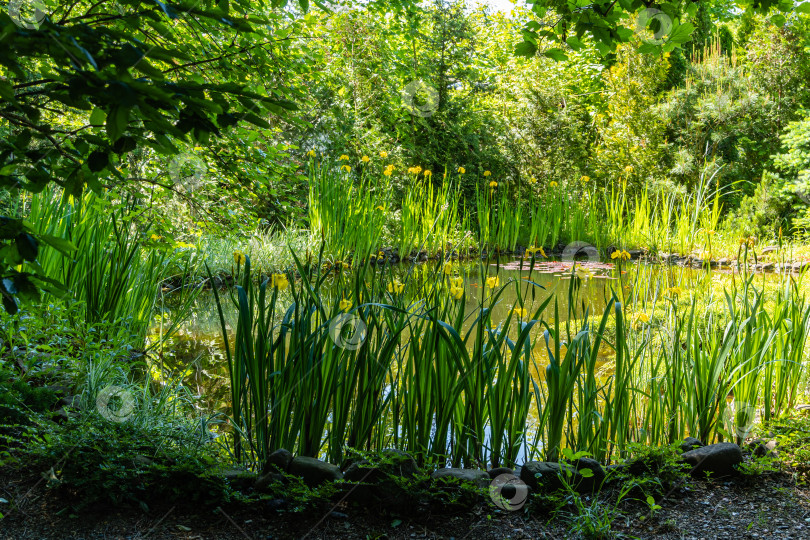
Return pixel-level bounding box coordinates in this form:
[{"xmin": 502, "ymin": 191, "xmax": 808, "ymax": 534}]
[
  {"xmin": 724, "ymin": 173, "xmax": 790, "ymax": 239},
  {"xmin": 0, "ymin": 365, "xmax": 58, "ymax": 426},
  {"xmin": 518, "ymin": 1, "xmax": 799, "ymax": 60},
  {"xmin": 25, "ymin": 416, "xmax": 227, "ymax": 512},
  {"xmin": 768, "ymin": 413, "xmax": 810, "ymax": 485},
  {"xmin": 620, "ymin": 442, "xmax": 690, "ymax": 498},
  {"xmin": 0, "ymin": 0, "xmax": 308, "ymax": 311}
]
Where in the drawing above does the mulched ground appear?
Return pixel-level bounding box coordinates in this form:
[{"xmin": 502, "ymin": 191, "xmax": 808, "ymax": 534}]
[{"xmin": 2, "ymin": 467, "xmax": 809, "ymax": 539}]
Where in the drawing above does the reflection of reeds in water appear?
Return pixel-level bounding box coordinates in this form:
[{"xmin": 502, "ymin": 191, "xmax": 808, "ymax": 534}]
[{"xmin": 189, "ymin": 249, "xmax": 808, "ymax": 469}]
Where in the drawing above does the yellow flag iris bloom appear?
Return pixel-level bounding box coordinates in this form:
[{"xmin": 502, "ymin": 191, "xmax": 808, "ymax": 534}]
[
  {"xmin": 388, "ymin": 280, "xmax": 405, "ymax": 294},
  {"xmin": 271, "ymin": 273, "xmax": 289, "ymax": 290}
]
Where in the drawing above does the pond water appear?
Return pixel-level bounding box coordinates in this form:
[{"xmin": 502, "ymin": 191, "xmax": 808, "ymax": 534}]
[{"xmin": 151, "ymin": 257, "xmax": 787, "ymax": 417}]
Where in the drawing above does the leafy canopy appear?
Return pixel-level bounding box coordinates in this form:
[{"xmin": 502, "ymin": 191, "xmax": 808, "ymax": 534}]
[{"xmin": 517, "ymin": 0, "xmax": 806, "ymax": 60}]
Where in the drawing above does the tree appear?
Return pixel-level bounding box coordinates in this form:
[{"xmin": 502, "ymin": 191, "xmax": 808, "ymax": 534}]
[
  {"xmin": 516, "ymin": 0, "xmax": 803, "ymax": 60},
  {"xmin": 0, "ymin": 0, "xmax": 308, "ymax": 312}
]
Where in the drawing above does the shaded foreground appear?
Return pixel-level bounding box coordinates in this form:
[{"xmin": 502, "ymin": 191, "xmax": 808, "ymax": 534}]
[{"xmin": 1, "ymin": 466, "xmax": 808, "ymax": 539}]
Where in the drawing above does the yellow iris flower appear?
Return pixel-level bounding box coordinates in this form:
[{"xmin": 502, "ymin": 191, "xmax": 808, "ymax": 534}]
[
  {"xmin": 665, "ymin": 286, "xmax": 683, "ymax": 297},
  {"xmin": 483, "ymin": 170, "xmax": 491, "ymax": 177},
  {"xmin": 388, "ymin": 280, "xmax": 405, "ymax": 294},
  {"xmin": 550, "ymin": 181, "xmax": 558, "ymax": 187},
  {"xmin": 339, "ymin": 298, "xmax": 352, "ymax": 312},
  {"xmin": 610, "ymin": 250, "xmax": 631, "ymax": 261},
  {"xmin": 233, "ymin": 251, "xmax": 246, "ymax": 265},
  {"xmin": 271, "ymin": 273, "xmax": 289, "ymax": 290},
  {"xmin": 361, "ymin": 155, "xmax": 370, "ymax": 163},
  {"xmin": 632, "ymin": 312, "xmax": 650, "ymax": 329},
  {"xmin": 574, "ymin": 265, "xmax": 594, "ymax": 280},
  {"xmin": 458, "ymin": 167, "xmax": 466, "ymax": 174},
  {"xmin": 486, "ymin": 276, "xmax": 499, "ymax": 289},
  {"xmin": 341, "ymin": 165, "xmax": 351, "ymax": 172},
  {"xmin": 380, "ymin": 151, "xmax": 388, "ymax": 158},
  {"xmin": 527, "ymin": 246, "xmax": 546, "ymax": 258},
  {"xmin": 339, "ymin": 154, "xmax": 349, "ymax": 161}
]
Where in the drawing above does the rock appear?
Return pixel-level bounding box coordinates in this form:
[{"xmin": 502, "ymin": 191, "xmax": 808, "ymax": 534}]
[
  {"xmin": 718, "ymin": 258, "xmax": 731, "ymax": 266},
  {"xmin": 761, "ymin": 246, "xmax": 778, "ymax": 254},
  {"xmin": 431, "ymin": 468, "xmax": 490, "ymax": 488},
  {"xmin": 627, "ymin": 249, "xmax": 643, "ymax": 260},
  {"xmin": 762, "ymin": 262, "xmax": 775, "ymax": 271},
  {"xmin": 679, "ymin": 437, "xmax": 705, "ymax": 453},
  {"xmin": 221, "ymin": 468, "xmax": 257, "ymax": 491},
  {"xmin": 133, "ymin": 455, "xmax": 154, "ymax": 467},
  {"xmin": 520, "ymin": 461, "xmax": 580, "ymax": 493},
  {"xmin": 681, "ymin": 442, "xmax": 742, "ymax": 477},
  {"xmin": 262, "ymin": 448, "xmax": 293, "ymax": 475},
  {"xmin": 487, "ymin": 466, "xmax": 515, "ymax": 479},
  {"xmin": 254, "ymin": 472, "xmax": 285, "ymax": 492},
  {"xmin": 288, "ymin": 456, "xmax": 343, "ymax": 487},
  {"xmin": 59, "ymin": 395, "xmax": 80, "ymax": 408},
  {"xmin": 747, "ymin": 439, "xmax": 777, "ymax": 458},
  {"xmin": 343, "ymin": 449, "xmax": 420, "ymax": 482},
  {"xmin": 604, "ymin": 463, "xmax": 629, "ymax": 483},
  {"xmin": 570, "ymin": 457, "xmax": 606, "ymax": 492}
]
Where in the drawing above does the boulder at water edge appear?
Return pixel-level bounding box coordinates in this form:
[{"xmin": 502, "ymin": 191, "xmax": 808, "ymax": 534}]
[
  {"xmin": 343, "ymin": 449, "xmax": 420, "ymax": 483},
  {"xmin": 520, "ymin": 460, "xmax": 605, "ymax": 493},
  {"xmin": 262, "ymin": 448, "xmax": 293, "ymax": 474},
  {"xmin": 679, "ymin": 437, "xmax": 705, "ymax": 453},
  {"xmin": 681, "ymin": 442, "xmax": 742, "ymax": 477},
  {"xmin": 288, "ymin": 456, "xmax": 343, "ymax": 487},
  {"xmin": 431, "ymin": 468, "xmax": 490, "ymax": 488}
]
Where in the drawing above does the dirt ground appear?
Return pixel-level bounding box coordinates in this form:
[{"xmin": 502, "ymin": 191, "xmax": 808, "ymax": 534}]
[{"xmin": 2, "ymin": 467, "xmax": 809, "ymax": 539}]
